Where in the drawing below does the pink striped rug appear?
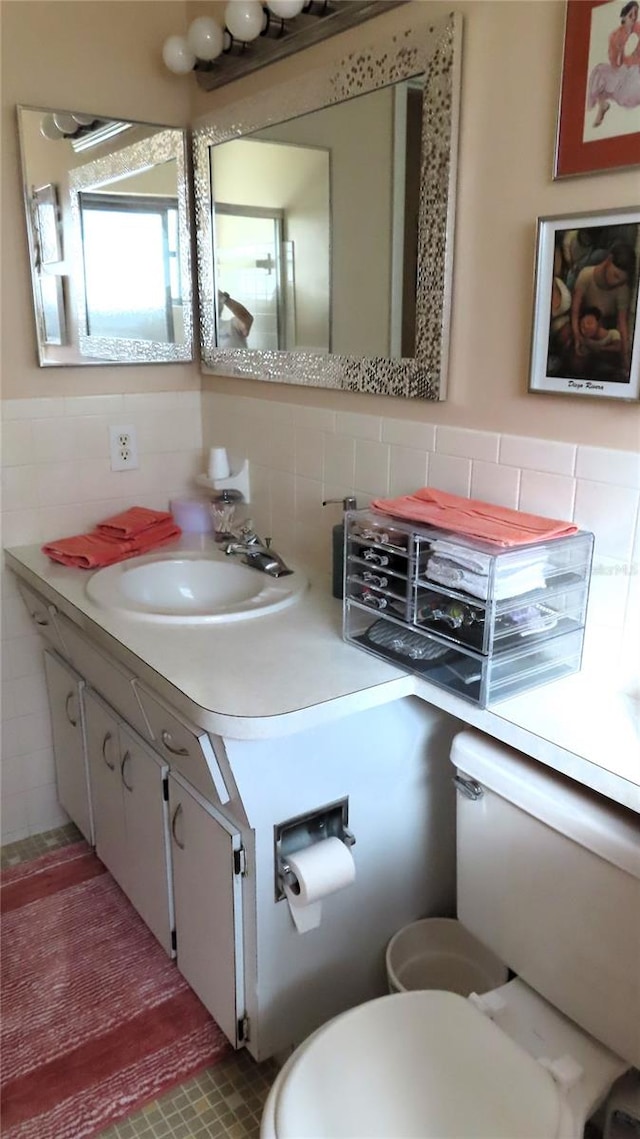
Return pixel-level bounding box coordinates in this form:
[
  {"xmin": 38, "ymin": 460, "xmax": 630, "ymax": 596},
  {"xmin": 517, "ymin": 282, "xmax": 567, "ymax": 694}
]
[{"xmin": 1, "ymin": 842, "xmax": 231, "ymax": 1139}]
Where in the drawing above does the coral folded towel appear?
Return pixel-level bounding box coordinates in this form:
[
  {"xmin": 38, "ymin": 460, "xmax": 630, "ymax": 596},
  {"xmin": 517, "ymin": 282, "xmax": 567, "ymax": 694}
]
[
  {"xmin": 42, "ymin": 509, "xmax": 180, "ymax": 569},
  {"xmin": 371, "ymin": 487, "xmax": 578, "ymax": 547},
  {"xmin": 96, "ymin": 506, "xmax": 174, "ymax": 540}
]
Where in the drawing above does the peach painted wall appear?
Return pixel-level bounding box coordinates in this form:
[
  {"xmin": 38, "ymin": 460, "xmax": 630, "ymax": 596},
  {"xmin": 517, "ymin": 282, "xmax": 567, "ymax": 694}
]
[
  {"xmin": 1, "ymin": 0, "xmax": 199, "ymax": 400},
  {"xmin": 192, "ymin": 0, "xmax": 640, "ymax": 451},
  {"xmin": 1, "ymin": 0, "xmax": 639, "ymax": 448}
]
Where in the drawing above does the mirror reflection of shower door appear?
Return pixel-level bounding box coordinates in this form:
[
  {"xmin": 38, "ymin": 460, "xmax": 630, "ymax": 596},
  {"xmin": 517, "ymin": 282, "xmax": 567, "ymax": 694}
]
[{"xmin": 214, "ymin": 207, "xmax": 293, "ymax": 351}]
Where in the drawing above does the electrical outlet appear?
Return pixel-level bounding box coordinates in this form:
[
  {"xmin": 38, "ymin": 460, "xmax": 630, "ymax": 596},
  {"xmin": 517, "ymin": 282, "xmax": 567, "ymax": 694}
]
[{"xmin": 109, "ymin": 425, "xmax": 139, "ymax": 471}]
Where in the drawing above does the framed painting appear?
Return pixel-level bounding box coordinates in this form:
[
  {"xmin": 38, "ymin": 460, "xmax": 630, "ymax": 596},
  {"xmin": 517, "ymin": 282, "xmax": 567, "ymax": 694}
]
[
  {"xmin": 555, "ymin": 0, "xmax": 640, "ymax": 177},
  {"xmin": 529, "ymin": 207, "xmax": 640, "ymax": 400}
]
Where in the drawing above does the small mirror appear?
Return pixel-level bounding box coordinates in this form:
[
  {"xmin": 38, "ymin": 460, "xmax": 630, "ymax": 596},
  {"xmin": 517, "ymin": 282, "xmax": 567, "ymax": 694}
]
[
  {"xmin": 193, "ymin": 12, "xmax": 461, "ymax": 400},
  {"xmin": 17, "ymin": 107, "xmax": 194, "ymax": 367}
]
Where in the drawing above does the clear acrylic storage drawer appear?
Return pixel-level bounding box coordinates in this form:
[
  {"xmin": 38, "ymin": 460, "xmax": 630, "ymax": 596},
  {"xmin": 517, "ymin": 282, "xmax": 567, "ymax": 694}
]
[
  {"xmin": 343, "ymin": 509, "xmax": 593, "ymax": 707},
  {"xmin": 344, "ymin": 606, "xmax": 586, "ymax": 706}
]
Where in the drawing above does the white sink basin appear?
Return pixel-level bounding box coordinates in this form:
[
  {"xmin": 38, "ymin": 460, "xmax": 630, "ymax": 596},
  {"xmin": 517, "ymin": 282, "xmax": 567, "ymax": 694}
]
[{"xmin": 86, "ymin": 550, "xmax": 306, "ymax": 623}]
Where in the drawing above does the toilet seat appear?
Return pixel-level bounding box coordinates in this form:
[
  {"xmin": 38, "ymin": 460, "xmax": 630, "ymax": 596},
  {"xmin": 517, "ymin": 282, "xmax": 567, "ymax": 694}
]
[{"xmin": 269, "ymin": 991, "xmax": 567, "ymax": 1139}]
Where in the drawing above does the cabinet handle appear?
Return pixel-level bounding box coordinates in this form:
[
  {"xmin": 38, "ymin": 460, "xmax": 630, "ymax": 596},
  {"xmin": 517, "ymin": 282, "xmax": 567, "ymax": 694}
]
[
  {"xmin": 33, "ymin": 612, "xmax": 49, "ymax": 626},
  {"xmin": 161, "ymin": 729, "xmax": 189, "ymax": 757},
  {"xmin": 171, "ymin": 802, "xmax": 185, "ymax": 850},
  {"xmin": 102, "ymin": 731, "xmax": 115, "ymax": 771},
  {"xmin": 120, "ymin": 751, "xmax": 134, "ymax": 792},
  {"xmin": 65, "ymin": 692, "xmax": 78, "ymax": 727}
]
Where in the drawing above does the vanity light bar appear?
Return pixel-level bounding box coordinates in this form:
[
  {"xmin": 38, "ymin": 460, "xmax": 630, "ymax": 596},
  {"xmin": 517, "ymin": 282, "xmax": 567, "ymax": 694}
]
[
  {"xmin": 163, "ymin": 0, "xmax": 407, "ymax": 92},
  {"xmin": 70, "ymin": 121, "xmax": 133, "ymax": 153},
  {"xmin": 39, "ymin": 112, "xmax": 133, "ymax": 153}
]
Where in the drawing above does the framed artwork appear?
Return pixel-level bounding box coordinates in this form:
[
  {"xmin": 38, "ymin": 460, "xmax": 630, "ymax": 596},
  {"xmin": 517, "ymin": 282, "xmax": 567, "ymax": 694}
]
[
  {"xmin": 555, "ymin": 0, "xmax": 640, "ymax": 178},
  {"xmin": 529, "ymin": 207, "xmax": 640, "ymax": 401}
]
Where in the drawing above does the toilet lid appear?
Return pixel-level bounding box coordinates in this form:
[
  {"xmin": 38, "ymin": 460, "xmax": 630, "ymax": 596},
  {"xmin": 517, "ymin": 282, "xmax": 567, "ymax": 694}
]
[{"xmin": 274, "ymin": 990, "xmax": 563, "ymax": 1139}]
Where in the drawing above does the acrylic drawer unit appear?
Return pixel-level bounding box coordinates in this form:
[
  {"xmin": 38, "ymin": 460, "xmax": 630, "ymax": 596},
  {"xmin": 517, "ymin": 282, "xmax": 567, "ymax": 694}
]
[{"xmin": 343, "ymin": 509, "xmax": 594, "ymax": 707}]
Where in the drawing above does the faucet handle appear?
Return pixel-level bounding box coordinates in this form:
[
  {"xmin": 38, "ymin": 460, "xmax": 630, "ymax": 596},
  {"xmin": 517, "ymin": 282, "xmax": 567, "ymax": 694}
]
[{"xmin": 231, "ymin": 519, "xmax": 262, "ymax": 545}]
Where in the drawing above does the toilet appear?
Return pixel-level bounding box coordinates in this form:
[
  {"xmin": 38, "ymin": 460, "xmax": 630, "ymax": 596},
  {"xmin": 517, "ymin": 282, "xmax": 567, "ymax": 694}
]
[{"xmin": 261, "ymin": 730, "xmax": 640, "ymax": 1139}]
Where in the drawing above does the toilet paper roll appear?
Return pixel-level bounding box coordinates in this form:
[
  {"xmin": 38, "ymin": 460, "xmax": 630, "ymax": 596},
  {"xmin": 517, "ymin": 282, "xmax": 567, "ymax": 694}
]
[
  {"xmin": 283, "ymin": 837, "xmax": 356, "ymax": 934},
  {"xmin": 208, "ymin": 446, "xmax": 230, "ymax": 480}
]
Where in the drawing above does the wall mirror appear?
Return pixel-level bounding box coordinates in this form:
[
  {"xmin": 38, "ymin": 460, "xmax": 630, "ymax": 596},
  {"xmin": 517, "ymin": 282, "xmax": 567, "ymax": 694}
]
[
  {"xmin": 17, "ymin": 107, "xmax": 193, "ymax": 367},
  {"xmin": 193, "ymin": 11, "xmax": 461, "ymax": 400}
]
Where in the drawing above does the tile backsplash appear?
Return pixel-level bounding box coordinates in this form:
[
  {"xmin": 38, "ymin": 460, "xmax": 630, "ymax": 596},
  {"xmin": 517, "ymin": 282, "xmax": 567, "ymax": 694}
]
[
  {"xmin": 202, "ymin": 388, "xmax": 639, "ymax": 689},
  {"xmin": 2, "ymin": 386, "xmax": 638, "ymax": 843}
]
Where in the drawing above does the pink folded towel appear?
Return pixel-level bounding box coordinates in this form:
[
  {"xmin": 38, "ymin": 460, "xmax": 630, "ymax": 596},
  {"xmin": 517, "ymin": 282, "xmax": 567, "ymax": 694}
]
[
  {"xmin": 42, "ymin": 513, "xmax": 181, "ymax": 569},
  {"xmin": 371, "ymin": 487, "xmax": 578, "ymax": 547},
  {"xmin": 96, "ymin": 506, "xmax": 174, "ymax": 540}
]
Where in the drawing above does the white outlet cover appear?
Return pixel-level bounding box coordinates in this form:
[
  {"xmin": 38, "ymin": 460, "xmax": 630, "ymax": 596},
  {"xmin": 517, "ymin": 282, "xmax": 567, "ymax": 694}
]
[{"xmin": 109, "ymin": 424, "xmax": 139, "ymax": 471}]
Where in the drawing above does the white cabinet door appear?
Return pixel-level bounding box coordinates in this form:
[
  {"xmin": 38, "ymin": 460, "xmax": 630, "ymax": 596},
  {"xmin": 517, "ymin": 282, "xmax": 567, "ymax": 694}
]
[
  {"xmin": 84, "ymin": 689, "xmax": 129, "ymax": 894},
  {"xmin": 84, "ymin": 689, "xmax": 174, "ymax": 956},
  {"xmin": 43, "ymin": 650, "xmax": 93, "ymax": 843},
  {"xmin": 119, "ymin": 723, "xmax": 174, "ymax": 956},
  {"xmin": 168, "ymin": 772, "xmax": 245, "ymax": 1047}
]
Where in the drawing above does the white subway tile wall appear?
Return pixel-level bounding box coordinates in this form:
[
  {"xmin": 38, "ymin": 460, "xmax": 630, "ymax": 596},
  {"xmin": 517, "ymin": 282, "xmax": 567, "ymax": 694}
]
[
  {"xmin": 2, "ymin": 387, "xmax": 639, "ymax": 842},
  {"xmin": 1, "ymin": 392, "xmax": 202, "ymax": 843},
  {"xmin": 202, "ymin": 387, "xmax": 639, "ymax": 692},
  {"xmin": 470, "ymin": 460, "xmax": 520, "ymax": 509}
]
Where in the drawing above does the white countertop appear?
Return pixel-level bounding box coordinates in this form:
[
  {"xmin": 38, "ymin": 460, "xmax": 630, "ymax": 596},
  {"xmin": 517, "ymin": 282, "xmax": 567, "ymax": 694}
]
[{"xmin": 5, "ymin": 537, "xmax": 639, "ymax": 814}]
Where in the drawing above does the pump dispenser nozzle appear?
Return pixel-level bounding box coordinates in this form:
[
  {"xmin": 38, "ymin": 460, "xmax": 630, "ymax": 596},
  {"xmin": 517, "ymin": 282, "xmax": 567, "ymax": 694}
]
[{"xmin": 322, "ymin": 496, "xmax": 357, "ymax": 512}]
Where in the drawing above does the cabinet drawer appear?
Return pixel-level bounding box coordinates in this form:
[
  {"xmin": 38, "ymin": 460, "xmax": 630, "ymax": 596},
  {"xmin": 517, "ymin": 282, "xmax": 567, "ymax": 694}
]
[
  {"xmin": 56, "ymin": 616, "xmax": 152, "ymax": 740},
  {"xmin": 136, "ymin": 685, "xmax": 231, "ymax": 805},
  {"xmin": 345, "ymin": 569, "xmax": 410, "ymax": 621},
  {"xmin": 345, "ymin": 602, "xmax": 585, "ymax": 707},
  {"xmin": 414, "ymin": 581, "xmax": 591, "ymax": 655},
  {"xmin": 17, "ymin": 581, "xmax": 69, "ymax": 656}
]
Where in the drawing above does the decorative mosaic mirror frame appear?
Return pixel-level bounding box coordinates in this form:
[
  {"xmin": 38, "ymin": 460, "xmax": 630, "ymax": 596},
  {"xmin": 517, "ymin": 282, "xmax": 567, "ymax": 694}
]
[
  {"xmin": 69, "ymin": 128, "xmax": 193, "ymax": 364},
  {"xmin": 193, "ymin": 10, "xmax": 462, "ymax": 400}
]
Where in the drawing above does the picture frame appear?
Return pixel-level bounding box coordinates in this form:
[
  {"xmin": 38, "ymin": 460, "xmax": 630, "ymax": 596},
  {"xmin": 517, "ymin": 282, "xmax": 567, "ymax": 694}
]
[
  {"xmin": 529, "ymin": 207, "xmax": 640, "ymax": 401},
  {"xmin": 555, "ymin": 0, "xmax": 640, "ymax": 178}
]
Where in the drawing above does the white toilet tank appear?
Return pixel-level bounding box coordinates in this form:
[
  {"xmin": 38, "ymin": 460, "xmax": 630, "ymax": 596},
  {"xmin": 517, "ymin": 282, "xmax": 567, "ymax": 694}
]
[{"xmin": 450, "ymin": 731, "xmax": 640, "ymax": 1068}]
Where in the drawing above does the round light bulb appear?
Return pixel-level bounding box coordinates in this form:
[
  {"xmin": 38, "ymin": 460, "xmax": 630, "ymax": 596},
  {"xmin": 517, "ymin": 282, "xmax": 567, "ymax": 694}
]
[
  {"xmin": 162, "ymin": 34, "xmax": 197, "ymax": 75},
  {"xmin": 187, "ymin": 15, "xmax": 224, "ymax": 60},
  {"xmin": 53, "ymin": 111, "xmax": 78, "ymax": 135},
  {"xmin": 267, "ymin": 0, "xmax": 304, "ymax": 17},
  {"xmin": 40, "ymin": 114, "xmax": 64, "ymax": 141},
  {"xmin": 224, "ymin": 0, "xmax": 266, "ymax": 43},
  {"xmin": 71, "ymin": 113, "xmax": 96, "ymax": 126}
]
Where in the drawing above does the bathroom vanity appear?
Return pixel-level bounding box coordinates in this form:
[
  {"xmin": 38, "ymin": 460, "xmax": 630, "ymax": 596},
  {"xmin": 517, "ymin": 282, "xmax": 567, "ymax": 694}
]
[
  {"xmin": 6, "ymin": 541, "xmax": 463, "ymax": 1060},
  {"xmin": 5, "ymin": 538, "xmax": 639, "ymax": 1061}
]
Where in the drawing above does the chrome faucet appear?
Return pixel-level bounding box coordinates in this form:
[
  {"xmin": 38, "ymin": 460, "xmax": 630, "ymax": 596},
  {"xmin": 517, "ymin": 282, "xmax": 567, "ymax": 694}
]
[{"xmin": 224, "ymin": 523, "xmax": 293, "ymax": 578}]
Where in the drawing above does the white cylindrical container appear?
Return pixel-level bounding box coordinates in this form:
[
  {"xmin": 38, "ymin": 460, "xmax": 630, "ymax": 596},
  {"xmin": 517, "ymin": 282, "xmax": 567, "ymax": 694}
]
[
  {"xmin": 386, "ymin": 917, "xmax": 508, "ymax": 997},
  {"xmin": 207, "ymin": 446, "xmax": 230, "ymax": 481}
]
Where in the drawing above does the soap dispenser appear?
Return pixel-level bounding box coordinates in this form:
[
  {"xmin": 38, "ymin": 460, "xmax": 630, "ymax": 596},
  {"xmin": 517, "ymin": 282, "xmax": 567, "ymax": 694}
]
[{"xmin": 322, "ymin": 496, "xmax": 357, "ymax": 599}]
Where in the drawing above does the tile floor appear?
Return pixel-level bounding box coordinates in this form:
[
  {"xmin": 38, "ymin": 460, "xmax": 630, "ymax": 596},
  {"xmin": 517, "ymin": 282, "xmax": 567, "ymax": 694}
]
[{"xmin": 1, "ymin": 824, "xmax": 278, "ymax": 1139}]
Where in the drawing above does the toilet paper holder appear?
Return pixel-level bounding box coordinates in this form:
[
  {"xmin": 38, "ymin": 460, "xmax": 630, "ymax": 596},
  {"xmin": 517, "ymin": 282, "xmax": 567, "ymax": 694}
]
[{"xmin": 274, "ymin": 798, "xmax": 355, "ymax": 902}]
